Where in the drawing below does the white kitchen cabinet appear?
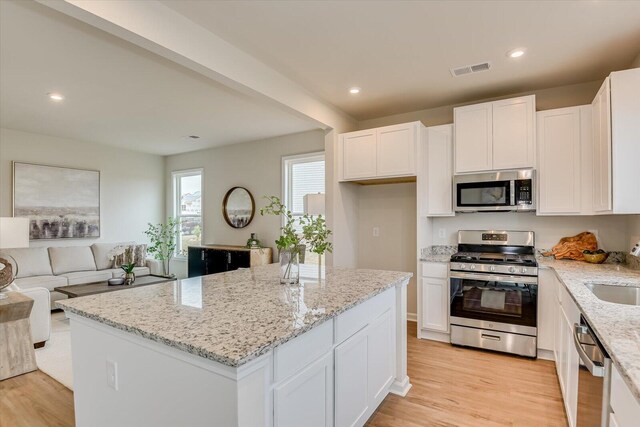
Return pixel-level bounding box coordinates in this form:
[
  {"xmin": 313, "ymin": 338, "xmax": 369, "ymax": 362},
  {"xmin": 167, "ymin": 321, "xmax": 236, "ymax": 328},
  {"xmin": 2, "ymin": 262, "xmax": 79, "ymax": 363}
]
[
  {"xmin": 418, "ymin": 262, "xmax": 449, "ymax": 340},
  {"xmin": 454, "ymin": 95, "xmax": 535, "ymax": 173},
  {"xmin": 537, "ymin": 269, "xmax": 557, "ymax": 354},
  {"xmin": 342, "ymin": 129, "xmax": 377, "ymax": 180},
  {"xmin": 591, "ymin": 68, "xmax": 640, "ymax": 214},
  {"xmin": 274, "ymin": 352, "xmax": 334, "ymax": 427},
  {"xmin": 492, "ymin": 97, "xmax": 535, "ymax": 170},
  {"xmin": 367, "ymin": 309, "xmax": 395, "ymax": 407},
  {"xmin": 424, "ymin": 124, "xmax": 454, "ymax": 216},
  {"xmin": 537, "ymin": 106, "xmax": 593, "ymax": 215},
  {"xmin": 610, "ymin": 364, "xmax": 640, "ymax": 427},
  {"xmin": 377, "ymin": 123, "xmax": 416, "ymax": 178},
  {"xmin": 340, "ymin": 122, "xmax": 422, "ymax": 182},
  {"xmin": 335, "ymin": 327, "xmax": 369, "ymax": 427}
]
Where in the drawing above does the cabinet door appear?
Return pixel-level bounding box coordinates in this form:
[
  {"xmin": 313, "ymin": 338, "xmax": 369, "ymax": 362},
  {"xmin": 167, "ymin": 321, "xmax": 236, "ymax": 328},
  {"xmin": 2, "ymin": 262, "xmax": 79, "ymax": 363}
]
[
  {"xmin": 342, "ymin": 130, "xmax": 377, "ymax": 180},
  {"xmin": 227, "ymin": 250, "xmax": 250, "ymax": 271},
  {"xmin": 420, "ymin": 277, "xmax": 448, "ymax": 332},
  {"xmin": 335, "ymin": 327, "xmax": 369, "ymax": 427},
  {"xmin": 376, "ymin": 123, "xmax": 416, "ymax": 177},
  {"xmin": 561, "ymin": 306, "xmax": 579, "ymax": 427},
  {"xmin": 426, "ymin": 124, "xmax": 453, "ymax": 216},
  {"xmin": 454, "ymin": 102, "xmax": 493, "ymax": 173},
  {"xmin": 492, "ymin": 96, "xmax": 535, "ymax": 170},
  {"xmin": 367, "ymin": 309, "xmax": 395, "ymax": 407},
  {"xmin": 537, "ymin": 270, "xmax": 557, "ymax": 352},
  {"xmin": 206, "ymin": 250, "xmax": 228, "ymax": 274},
  {"xmin": 274, "ymin": 352, "xmax": 333, "ymax": 427},
  {"xmin": 592, "ymin": 78, "xmax": 612, "ymax": 213},
  {"xmin": 537, "ymin": 107, "xmax": 581, "ymax": 215},
  {"xmin": 187, "ymin": 247, "xmax": 206, "ymax": 278}
]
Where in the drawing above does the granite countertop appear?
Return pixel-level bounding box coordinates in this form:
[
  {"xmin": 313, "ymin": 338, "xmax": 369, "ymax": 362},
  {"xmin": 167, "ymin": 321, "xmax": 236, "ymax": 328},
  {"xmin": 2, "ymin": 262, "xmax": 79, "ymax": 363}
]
[
  {"xmin": 539, "ymin": 257, "xmax": 640, "ymax": 402},
  {"xmin": 420, "ymin": 245, "xmax": 457, "ymax": 263},
  {"xmin": 420, "ymin": 254, "xmax": 452, "ymax": 263},
  {"xmin": 56, "ymin": 264, "xmax": 412, "ymax": 368}
]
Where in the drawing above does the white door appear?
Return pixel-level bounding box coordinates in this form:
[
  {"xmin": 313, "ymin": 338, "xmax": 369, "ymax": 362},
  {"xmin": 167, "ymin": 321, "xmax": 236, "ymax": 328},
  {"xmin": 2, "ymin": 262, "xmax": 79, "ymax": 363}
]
[
  {"xmin": 335, "ymin": 327, "xmax": 369, "ymax": 427},
  {"xmin": 592, "ymin": 78, "xmax": 612, "ymax": 213},
  {"xmin": 342, "ymin": 130, "xmax": 377, "ymax": 180},
  {"xmin": 492, "ymin": 96, "xmax": 535, "ymax": 170},
  {"xmin": 367, "ymin": 309, "xmax": 395, "ymax": 407},
  {"xmin": 454, "ymin": 102, "xmax": 493, "ymax": 173},
  {"xmin": 426, "ymin": 124, "xmax": 454, "ymax": 216},
  {"xmin": 537, "ymin": 107, "xmax": 581, "ymax": 215},
  {"xmin": 376, "ymin": 123, "xmax": 416, "ymax": 177},
  {"xmin": 420, "ymin": 278, "xmax": 448, "ymax": 332}
]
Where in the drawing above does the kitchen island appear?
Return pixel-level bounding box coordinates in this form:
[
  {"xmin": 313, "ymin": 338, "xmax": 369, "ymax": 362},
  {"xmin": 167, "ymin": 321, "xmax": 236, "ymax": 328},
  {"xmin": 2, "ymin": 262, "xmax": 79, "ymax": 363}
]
[{"xmin": 57, "ymin": 264, "xmax": 412, "ymax": 427}]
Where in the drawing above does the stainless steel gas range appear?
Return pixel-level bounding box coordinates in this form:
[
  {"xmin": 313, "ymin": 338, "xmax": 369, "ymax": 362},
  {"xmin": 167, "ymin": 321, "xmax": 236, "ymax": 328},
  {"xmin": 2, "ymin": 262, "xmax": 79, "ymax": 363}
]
[{"xmin": 449, "ymin": 230, "xmax": 538, "ymax": 358}]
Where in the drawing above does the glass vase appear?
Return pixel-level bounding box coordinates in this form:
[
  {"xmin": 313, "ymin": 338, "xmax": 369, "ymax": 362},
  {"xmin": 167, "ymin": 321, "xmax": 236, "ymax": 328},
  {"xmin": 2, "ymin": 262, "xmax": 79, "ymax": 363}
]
[
  {"xmin": 124, "ymin": 272, "xmax": 136, "ymax": 286},
  {"xmin": 279, "ymin": 248, "xmax": 300, "ymax": 285}
]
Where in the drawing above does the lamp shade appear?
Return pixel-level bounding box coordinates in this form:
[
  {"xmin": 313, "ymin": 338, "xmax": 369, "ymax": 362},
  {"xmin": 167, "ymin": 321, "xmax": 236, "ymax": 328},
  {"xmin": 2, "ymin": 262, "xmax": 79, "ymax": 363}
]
[
  {"xmin": 303, "ymin": 193, "xmax": 325, "ymax": 216},
  {"xmin": 0, "ymin": 217, "xmax": 30, "ymax": 249}
]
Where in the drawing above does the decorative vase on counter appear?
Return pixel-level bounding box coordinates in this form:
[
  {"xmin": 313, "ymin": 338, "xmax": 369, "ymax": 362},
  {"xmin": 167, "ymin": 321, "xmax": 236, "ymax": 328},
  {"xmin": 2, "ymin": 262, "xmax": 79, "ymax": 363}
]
[
  {"xmin": 124, "ymin": 272, "xmax": 136, "ymax": 286},
  {"xmin": 279, "ymin": 248, "xmax": 300, "ymax": 285}
]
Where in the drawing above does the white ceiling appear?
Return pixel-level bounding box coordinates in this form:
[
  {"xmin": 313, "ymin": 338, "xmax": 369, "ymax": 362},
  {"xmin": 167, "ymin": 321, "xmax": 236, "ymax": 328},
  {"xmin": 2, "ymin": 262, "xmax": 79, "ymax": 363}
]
[
  {"xmin": 162, "ymin": 0, "xmax": 640, "ymax": 120},
  {"xmin": 0, "ymin": 1, "xmax": 319, "ymax": 156}
]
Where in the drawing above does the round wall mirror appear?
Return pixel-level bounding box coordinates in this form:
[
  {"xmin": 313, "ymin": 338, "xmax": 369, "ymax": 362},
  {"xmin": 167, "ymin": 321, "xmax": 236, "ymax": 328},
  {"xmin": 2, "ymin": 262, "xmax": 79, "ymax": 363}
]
[{"xmin": 222, "ymin": 187, "xmax": 255, "ymax": 229}]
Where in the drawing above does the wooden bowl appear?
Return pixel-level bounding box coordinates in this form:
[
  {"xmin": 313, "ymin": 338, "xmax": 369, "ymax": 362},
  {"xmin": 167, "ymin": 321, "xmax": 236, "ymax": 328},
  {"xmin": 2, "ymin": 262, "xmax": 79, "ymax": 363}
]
[{"xmin": 583, "ymin": 252, "xmax": 608, "ymax": 264}]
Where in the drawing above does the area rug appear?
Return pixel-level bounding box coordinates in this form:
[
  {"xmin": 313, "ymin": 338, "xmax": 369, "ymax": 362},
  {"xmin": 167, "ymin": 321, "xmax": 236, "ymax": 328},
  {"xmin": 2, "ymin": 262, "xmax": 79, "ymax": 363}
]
[{"xmin": 35, "ymin": 311, "xmax": 74, "ymax": 390}]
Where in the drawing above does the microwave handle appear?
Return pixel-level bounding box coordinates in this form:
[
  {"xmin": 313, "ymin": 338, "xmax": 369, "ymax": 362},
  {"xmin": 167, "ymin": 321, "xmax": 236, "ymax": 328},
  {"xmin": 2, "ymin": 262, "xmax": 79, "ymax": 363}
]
[{"xmin": 510, "ymin": 181, "xmax": 515, "ymax": 206}]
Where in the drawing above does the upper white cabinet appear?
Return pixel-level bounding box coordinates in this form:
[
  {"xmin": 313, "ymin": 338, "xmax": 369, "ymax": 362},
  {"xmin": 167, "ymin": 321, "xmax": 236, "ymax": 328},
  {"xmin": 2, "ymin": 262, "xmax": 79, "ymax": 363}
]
[
  {"xmin": 340, "ymin": 122, "xmax": 421, "ymax": 181},
  {"xmin": 422, "ymin": 124, "xmax": 454, "ymax": 216},
  {"xmin": 537, "ymin": 105, "xmax": 593, "ymax": 215},
  {"xmin": 591, "ymin": 68, "xmax": 640, "ymax": 214},
  {"xmin": 454, "ymin": 95, "xmax": 535, "ymax": 173}
]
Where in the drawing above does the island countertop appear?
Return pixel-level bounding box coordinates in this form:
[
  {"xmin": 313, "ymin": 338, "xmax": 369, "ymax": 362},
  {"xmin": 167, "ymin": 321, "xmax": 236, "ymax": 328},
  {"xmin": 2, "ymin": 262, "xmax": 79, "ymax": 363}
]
[
  {"xmin": 56, "ymin": 264, "xmax": 412, "ymax": 368},
  {"xmin": 539, "ymin": 258, "xmax": 640, "ymax": 402}
]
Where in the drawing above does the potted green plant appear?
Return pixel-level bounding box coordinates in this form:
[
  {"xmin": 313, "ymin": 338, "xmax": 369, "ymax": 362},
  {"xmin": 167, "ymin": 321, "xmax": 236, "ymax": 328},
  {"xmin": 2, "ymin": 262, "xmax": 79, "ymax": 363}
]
[
  {"xmin": 144, "ymin": 217, "xmax": 180, "ymax": 278},
  {"xmin": 260, "ymin": 196, "xmax": 332, "ymax": 284},
  {"xmin": 121, "ymin": 263, "xmax": 136, "ymax": 285}
]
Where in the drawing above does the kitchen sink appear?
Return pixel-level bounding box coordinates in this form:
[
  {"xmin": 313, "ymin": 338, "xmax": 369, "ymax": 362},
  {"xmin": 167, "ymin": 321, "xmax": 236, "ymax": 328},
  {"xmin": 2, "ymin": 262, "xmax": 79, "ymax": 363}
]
[{"xmin": 584, "ymin": 283, "xmax": 640, "ymax": 306}]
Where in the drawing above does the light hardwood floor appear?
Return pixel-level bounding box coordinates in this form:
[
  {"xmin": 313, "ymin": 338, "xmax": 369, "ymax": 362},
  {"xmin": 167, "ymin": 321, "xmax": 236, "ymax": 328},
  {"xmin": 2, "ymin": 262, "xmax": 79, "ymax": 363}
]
[{"xmin": 0, "ymin": 322, "xmax": 566, "ymax": 427}]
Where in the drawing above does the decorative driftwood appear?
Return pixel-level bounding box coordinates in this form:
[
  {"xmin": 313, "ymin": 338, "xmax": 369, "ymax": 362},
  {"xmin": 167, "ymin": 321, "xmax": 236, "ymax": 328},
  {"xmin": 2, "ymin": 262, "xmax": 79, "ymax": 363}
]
[
  {"xmin": 543, "ymin": 232, "xmax": 598, "ymax": 261},
  {"xmin": 0, "ymin": 257, "xmax": 14, "ymax": 288}
]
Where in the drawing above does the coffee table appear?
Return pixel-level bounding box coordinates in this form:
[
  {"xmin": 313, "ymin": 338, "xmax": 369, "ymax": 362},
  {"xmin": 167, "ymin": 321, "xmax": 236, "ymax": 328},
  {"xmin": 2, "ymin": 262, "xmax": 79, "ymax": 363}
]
[{"xmin": 54, "ymin": 274, "xmax": 175, "ymax": 298}]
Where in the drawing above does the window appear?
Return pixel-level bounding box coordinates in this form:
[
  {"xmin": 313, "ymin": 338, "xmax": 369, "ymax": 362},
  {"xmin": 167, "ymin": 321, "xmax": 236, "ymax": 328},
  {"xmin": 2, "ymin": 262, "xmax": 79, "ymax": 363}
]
[
  {"xmin": 173, "ymin": 169, "xmax": 202, "ymax": 257},
  {"xmin": 282, "ymin": 151, "xmax": 325, "ymax": 233}
]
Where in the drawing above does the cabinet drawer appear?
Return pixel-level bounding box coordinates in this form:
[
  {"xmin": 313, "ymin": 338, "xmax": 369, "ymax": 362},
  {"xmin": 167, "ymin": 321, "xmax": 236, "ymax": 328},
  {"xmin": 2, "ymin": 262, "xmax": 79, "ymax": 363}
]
[
  {"xmin": 610, "ymin": 364, "xmax": 640, "ymax": 424},
  {"xmin": 274, "ymin": 319, "xmax": 334, "ymax": 382},
  {"xmin": 335, "ymin": 288, "xmax": 394, "ymax": 344},
  {"xmin": 421, "ymin": 262, "xmax": 448, "ymax": 279}
]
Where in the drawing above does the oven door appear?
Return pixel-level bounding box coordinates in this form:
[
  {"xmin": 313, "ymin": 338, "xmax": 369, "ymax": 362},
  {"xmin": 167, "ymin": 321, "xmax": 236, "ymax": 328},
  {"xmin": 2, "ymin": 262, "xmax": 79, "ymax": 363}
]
[
  {"xmin": 455, "ymin": 179, "xmax": 514, "ymax": 212},
  {"xmin": 449, "ymin": 271, "xmax": 538, "ymax": 336}
]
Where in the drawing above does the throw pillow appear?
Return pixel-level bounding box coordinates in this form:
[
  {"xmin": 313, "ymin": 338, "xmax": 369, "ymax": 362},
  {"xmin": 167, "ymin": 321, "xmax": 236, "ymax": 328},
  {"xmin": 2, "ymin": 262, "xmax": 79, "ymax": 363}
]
[
  {"xmin": 112, "ymin": 244, "xmax": 147, "ymax": 268},
  {"xmin": 133, "ymin": 244, "xmax": 147, "ymax": 267}
]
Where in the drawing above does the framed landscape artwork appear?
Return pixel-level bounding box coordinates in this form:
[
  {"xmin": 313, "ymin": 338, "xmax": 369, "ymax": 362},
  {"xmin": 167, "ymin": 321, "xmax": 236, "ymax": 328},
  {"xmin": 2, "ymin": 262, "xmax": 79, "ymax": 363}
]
[{"xmin": 13, "ymin": 162, "xmax": 100, "ymax": 240}]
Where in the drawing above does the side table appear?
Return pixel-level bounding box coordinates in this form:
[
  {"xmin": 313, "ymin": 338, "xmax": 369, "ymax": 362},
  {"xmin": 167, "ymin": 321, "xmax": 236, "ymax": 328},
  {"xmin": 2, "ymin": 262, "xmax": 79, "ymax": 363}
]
[{"xmin": 0, "ymin": 292, "xmax": 37, "ymax": 380}]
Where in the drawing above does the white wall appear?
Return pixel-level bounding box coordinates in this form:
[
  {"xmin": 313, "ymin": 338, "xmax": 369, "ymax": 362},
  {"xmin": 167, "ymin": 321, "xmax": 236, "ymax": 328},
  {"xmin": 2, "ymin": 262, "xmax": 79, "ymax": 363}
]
[
  {"xmin": 628, "ymin": 215, "xmax": 640, "ymax": 250},
  {"xmin": 165, "ymin": 129, "xmax": 325, "ymax": 277},
  {"xmin": 430, "ymin": 214, "xmax": 631, "ymax": 252},
  {"xmin": 0, "ymin": 128, "xmax": 165, "ymax": 247},
  {"xmin": 357, "ymin": 183, "xmax": 417, "ymax": 315}
]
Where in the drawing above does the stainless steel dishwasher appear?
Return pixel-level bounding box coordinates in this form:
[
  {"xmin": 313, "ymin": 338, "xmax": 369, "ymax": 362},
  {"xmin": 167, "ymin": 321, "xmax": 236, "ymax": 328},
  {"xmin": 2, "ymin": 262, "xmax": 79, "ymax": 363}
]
[{"xmin": 574, "ymin": 315, "xmax": 612, "ymax": 427}]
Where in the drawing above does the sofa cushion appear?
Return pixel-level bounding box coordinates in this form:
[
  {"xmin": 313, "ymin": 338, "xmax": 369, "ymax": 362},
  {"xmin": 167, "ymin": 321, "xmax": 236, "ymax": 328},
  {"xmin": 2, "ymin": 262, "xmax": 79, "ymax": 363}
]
[
  {"xmin": 90, "ymin": 243, "xmax": 118, "ymax": 270},
  {"xmin": 59, "ymin": 270, "xmax": 112, "ymax": 285},
  {"xmin": 108, "ymin": 266, "xmax": 150, "ymax": 278},
  {"xmin": 14, "ymin": 275, "xmax": 68, "ymax": 291},
  {"xmin": 0, "ymin": 248, "xmax": 53, "ymax": 278},
  {"xmin": 49, "ymin": 246, "xmax": 97, "ymax": 275}
]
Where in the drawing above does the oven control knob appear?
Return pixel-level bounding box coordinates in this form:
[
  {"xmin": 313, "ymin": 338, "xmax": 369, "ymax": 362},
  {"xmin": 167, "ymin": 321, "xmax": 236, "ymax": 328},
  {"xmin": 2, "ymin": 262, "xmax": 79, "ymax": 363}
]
[
  {"xmin": 521, "ymin": 267, "xmax": 528, "ymax": 274},
  {"xmin": 470, "ymin": 264, "xmax": 476, "ymax": 270},
  {"xmin": 508, "ymin": 266, "xmax": 516, "ymax": 274},
  {"xmin": 459, "ymin": 264, "xmax": 466, "ymax": 270},
  {"xmin": 490, "ymin": 266, "xmax": 496, "ymax": 272}
]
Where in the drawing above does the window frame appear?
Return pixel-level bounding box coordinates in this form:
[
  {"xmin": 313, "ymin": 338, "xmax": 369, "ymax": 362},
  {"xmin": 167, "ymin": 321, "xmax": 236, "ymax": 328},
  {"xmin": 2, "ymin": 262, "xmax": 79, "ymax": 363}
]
[
  {"xmin": 281, "ymin": 151, "xmax": 325, "ymax": 226},
  {"xmin": 172, "ymin": 168, "xmax": 204, "ymax": 259}
]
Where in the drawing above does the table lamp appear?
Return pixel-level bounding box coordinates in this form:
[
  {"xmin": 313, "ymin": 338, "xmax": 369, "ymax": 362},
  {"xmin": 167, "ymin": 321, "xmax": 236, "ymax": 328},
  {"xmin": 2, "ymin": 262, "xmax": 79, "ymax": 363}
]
[{"xmin": 0, "ymin": 217, "xmax": 30, "ymax": 299}]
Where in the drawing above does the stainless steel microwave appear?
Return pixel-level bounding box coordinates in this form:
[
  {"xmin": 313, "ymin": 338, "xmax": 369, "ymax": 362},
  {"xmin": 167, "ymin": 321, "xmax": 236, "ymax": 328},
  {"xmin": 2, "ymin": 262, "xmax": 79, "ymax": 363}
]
[{"xmin": 453, "ymin": 169, "xmax": 535, "ymax": 212}]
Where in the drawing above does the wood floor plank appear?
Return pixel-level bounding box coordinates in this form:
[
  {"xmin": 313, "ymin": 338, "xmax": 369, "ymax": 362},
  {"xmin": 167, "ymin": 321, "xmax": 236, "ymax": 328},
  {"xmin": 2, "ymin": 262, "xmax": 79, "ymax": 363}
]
[{"xmin": 0, "ymin": 321, "xmax": 565, "ymax": 427}]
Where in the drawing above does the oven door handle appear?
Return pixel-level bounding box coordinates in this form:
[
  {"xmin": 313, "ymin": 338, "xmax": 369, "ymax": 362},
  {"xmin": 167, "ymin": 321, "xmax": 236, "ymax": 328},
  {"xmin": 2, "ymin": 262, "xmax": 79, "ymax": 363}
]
[{"xmin": 449, "ymin": 271, "xmax": 538, "ymax": 285}]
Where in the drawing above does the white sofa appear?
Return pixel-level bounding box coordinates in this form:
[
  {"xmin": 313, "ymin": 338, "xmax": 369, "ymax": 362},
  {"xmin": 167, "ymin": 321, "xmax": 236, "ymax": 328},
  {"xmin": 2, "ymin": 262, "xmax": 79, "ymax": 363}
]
[{"xmin": 0, "ymin": 243, "xmax": 161, "ymax": 305}]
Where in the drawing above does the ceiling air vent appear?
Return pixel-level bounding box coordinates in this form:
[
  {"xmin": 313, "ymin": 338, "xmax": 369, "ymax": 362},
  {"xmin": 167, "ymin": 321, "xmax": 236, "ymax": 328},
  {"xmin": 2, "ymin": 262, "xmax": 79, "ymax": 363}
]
[{"xmin": 450, "ymin": 61, "xmax": 491, "ymax": 77}]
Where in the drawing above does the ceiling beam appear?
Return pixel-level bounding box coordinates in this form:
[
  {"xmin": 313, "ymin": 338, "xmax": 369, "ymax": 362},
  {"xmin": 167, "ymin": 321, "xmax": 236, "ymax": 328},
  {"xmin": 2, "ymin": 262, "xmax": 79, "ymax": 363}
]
[{"xmin": 35, "ymin": 0, "xmax": 356, "ymax": 132}]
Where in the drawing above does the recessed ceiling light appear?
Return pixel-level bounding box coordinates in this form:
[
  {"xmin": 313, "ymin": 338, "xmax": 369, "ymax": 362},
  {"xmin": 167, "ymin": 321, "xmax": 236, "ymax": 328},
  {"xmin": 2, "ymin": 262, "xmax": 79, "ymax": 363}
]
[
  {"xmin": 507, "ymin": 48, "xmax": 526, "ymax": 59},
  {"xmin": 47, "ymin": 93, "xmax": 64, "ymax": 101},
  {"xmin": 349, "ymin": 87, "xmax": 361, "ymax": 94}
]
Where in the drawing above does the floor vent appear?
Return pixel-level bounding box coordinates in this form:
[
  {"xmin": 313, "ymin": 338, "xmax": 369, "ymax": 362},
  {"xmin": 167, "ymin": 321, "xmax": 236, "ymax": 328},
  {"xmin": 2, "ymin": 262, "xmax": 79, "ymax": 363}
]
[{"xmin": 450, "ymin": 61, "xmax": 491, "ymax": 77}]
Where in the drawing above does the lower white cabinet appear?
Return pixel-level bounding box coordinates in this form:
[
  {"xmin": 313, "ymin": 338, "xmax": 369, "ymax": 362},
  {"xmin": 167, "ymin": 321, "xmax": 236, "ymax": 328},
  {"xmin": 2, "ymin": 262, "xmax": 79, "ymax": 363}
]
[
  {"xmin": 610, "ymin": 364, "xmax": 640, "ymax": 427},
  {"xmin": 335, "ymin": 308, "xmax": 395, "ymax": 427},
  {"xmin": 537, "ymin": 269, "xmax": 557, "ymax": 353},
  {"xmin": 274, "ymin": 352, "xmax": 334, "ymax": 427},
  {"xmin": 418, "ymin": 262, "xmax": 449, "ymax": 340}
]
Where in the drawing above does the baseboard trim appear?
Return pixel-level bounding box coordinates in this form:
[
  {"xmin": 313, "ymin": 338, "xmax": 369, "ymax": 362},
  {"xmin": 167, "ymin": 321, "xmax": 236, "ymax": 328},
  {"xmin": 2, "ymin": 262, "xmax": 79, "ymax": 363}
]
[
  {"xmin": 407, "ymin": 312, "xmax": 417, "ymax": 322},
  {"xmin": 418, "ymin": 329, "xmax": 451, "ymax": 343},
  {"xmin": 389, "ymin": 376, "xmax": 412, "ymax": 397},
  {"xmin": 537, "ymin": 348, "xmax": 555, "ymax": 361}
]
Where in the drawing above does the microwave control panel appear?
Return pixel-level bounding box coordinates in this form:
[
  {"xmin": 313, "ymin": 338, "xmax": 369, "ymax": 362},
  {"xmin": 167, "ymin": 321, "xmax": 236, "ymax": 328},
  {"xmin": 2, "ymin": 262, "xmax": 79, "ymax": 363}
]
[{"xmin": 515, "ymin": 179, "xmax": 533, "ymax": 205}]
